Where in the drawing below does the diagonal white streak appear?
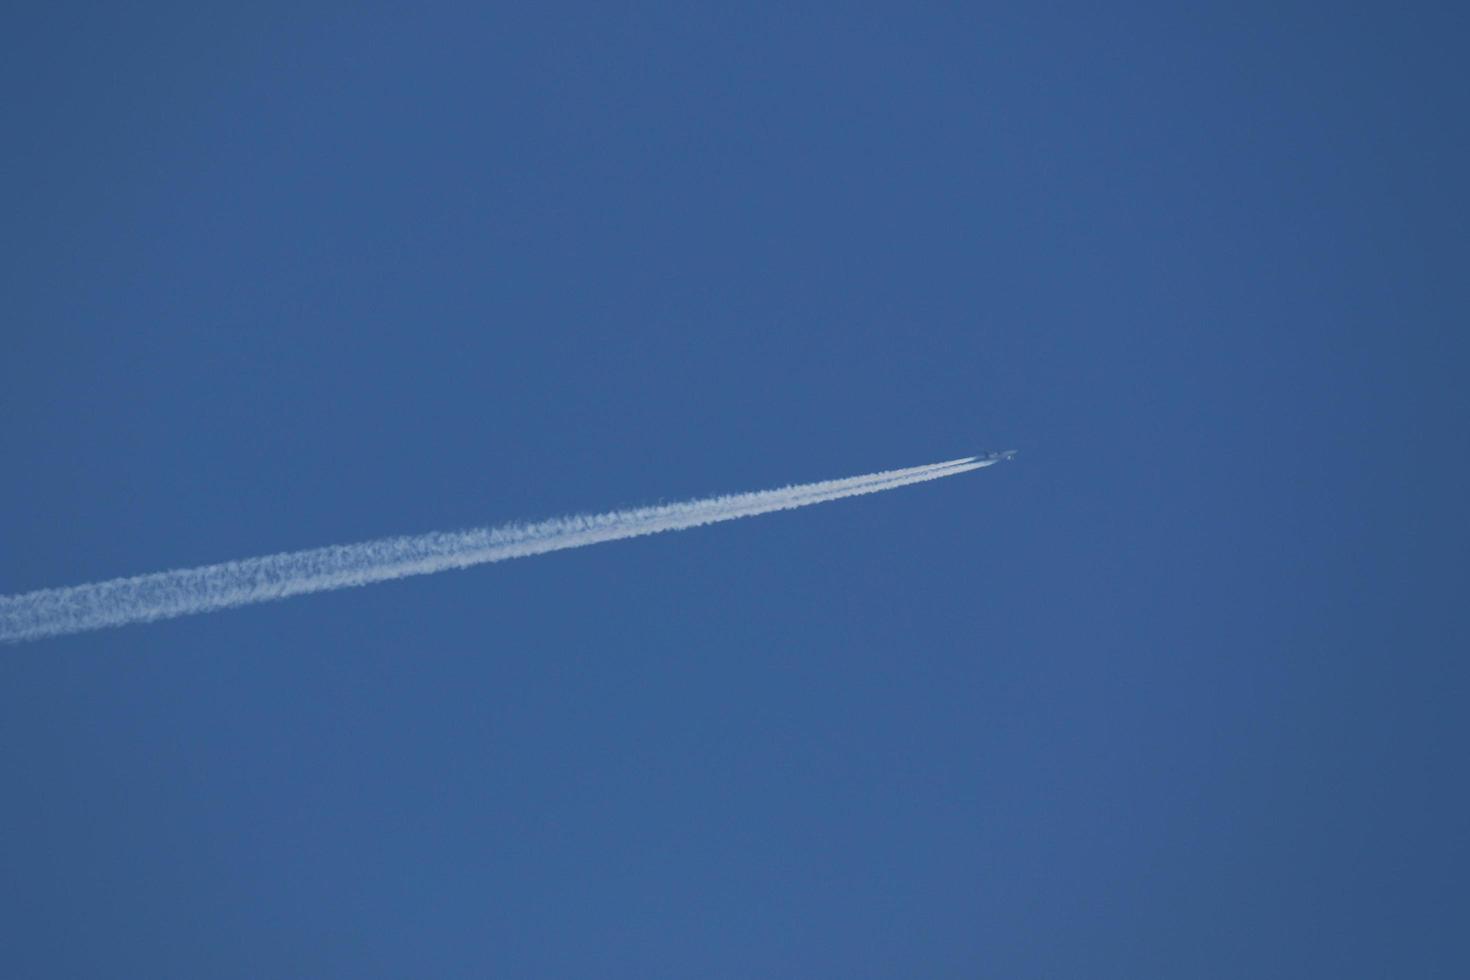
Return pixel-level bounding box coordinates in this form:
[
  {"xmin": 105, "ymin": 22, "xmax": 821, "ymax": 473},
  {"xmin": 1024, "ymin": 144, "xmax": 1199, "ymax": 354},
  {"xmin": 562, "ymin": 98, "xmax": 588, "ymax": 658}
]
[{"xmin": 1, "ymin": 456, "xmax": 994, "ymax": 644}]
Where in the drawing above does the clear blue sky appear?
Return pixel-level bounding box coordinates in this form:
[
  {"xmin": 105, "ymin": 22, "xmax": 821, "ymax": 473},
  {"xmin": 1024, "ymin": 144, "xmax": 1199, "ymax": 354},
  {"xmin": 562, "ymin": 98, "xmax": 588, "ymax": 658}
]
[{"xmin": 2, "ymin": 3, "xmax": 1466, "ymax": 976}]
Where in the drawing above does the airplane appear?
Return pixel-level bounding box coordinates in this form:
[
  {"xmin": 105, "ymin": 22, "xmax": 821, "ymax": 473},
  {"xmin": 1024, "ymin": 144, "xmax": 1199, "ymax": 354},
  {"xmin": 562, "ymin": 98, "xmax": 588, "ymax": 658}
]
[{"xmin": 976, "ymin": 449, "xmax": 1018, "ymax": 464}]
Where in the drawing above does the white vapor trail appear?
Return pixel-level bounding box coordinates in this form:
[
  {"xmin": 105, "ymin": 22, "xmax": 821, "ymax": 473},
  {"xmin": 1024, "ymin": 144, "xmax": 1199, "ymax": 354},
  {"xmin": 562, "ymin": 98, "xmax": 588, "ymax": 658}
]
[{"xmin": 1, "ymin": 455, "xmax": 997, "ymax": 644}]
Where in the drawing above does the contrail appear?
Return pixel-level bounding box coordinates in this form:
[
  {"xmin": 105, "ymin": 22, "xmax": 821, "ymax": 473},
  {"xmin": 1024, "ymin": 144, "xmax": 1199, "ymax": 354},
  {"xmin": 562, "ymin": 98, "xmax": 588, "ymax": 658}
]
[{"xmin": 1, "ymin": 454, "xmax": 1004, "ymax": 644}]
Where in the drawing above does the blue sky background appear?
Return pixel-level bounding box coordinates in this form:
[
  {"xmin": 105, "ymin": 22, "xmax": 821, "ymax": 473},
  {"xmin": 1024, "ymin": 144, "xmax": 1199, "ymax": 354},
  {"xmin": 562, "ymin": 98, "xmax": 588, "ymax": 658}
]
[{"xmin": 2, "ymin": 3, "xmax": 1466, "ymax": 976}]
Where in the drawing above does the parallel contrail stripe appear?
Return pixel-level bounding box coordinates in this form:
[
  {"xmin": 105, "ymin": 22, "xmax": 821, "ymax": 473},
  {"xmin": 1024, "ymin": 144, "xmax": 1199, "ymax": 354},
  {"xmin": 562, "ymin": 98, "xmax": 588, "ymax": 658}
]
[{"xmin": 1, "ymin": 455, "xmax": 995, "ymax": 644}]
